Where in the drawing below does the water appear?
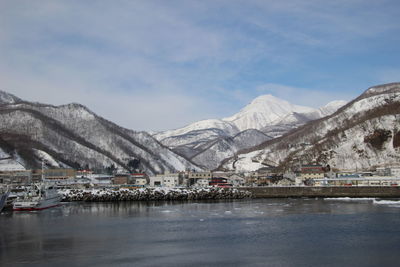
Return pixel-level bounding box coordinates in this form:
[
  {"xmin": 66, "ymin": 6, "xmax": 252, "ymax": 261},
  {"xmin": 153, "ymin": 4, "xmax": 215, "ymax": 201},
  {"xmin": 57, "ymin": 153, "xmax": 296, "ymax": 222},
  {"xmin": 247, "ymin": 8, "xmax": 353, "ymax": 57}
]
[{"xmin": 1, "ymin": 198, "xmax": 400, "ymax": 267}]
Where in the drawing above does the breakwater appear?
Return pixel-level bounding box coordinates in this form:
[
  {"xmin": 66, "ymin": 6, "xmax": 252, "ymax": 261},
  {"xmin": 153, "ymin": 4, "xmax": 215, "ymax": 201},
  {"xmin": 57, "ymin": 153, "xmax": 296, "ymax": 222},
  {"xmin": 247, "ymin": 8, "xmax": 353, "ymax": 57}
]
[
  {"xmin": 60, "ymin": 187, "xmax": 252, "ymax": 202},
  {"xmin": 241, "ymin": 186, "xmax": 400, "ymax": 198}
]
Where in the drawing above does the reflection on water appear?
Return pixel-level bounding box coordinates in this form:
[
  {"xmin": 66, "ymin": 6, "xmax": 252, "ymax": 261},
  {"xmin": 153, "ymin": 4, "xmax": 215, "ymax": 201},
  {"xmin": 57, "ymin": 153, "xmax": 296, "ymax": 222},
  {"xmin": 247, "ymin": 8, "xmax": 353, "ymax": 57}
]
[{"xmin": 1, "ymin": 199, "xmax": 400, "ymax": 267}]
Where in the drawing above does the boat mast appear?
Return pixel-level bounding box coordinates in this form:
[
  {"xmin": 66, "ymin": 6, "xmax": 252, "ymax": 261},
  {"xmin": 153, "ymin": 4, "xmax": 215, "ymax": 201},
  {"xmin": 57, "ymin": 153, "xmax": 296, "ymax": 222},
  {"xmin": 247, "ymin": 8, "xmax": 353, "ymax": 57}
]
[
  {"xmin": 42, "ymin": 160, "xmax": 45, "ymax": 182},
  {"xmin": 39, "ymin": 160, "xmax": 46, "ymax": 198}
]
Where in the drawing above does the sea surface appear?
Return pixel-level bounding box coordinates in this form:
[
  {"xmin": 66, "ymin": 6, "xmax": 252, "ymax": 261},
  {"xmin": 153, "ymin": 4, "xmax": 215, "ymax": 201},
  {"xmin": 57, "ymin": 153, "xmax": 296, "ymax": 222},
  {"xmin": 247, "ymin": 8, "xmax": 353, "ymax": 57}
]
[{"xmin": 1, "ymin": 198, "xmax": 400, "ymax": 267}]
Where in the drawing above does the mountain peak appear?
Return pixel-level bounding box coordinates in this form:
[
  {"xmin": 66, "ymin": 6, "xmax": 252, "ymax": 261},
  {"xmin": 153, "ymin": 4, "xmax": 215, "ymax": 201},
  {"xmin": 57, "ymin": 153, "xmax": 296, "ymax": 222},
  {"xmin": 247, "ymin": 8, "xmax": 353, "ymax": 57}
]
[
  {"xmin": 224, "ymin": 94, "xmax": 315, "ymax": 131},
  {"xmin": 251, "ymin": 94, "xmax": 281, "ymax": 103}
]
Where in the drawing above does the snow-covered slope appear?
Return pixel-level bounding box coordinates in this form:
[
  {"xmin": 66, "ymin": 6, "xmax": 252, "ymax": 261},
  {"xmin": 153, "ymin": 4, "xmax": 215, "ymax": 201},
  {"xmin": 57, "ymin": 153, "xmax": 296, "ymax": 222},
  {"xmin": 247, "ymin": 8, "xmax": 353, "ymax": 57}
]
[
  {"xmin": 190, "ymin": 129, "xmax": 272, "ymax": 170},
  {"xmin": 153, "ymin": 119, "xmax": 240, "ymax": 159},
  {"xmin": 0, "ymin": 90, "xmax": 22, "ymax": 105},
  {"xmin": 0, "ymin": 146, "xmax": 26, "ymax": 171},
  {"xmin": 318, "ymin": 100, "xmax": 348, "ymax": 117},
  {"xmin": 259, "ymin": 100, "xmax": 348, "ymax": 138},
  {"xmin": 154, "ymin": 119, "xmax": 239, "ymax": 141},
  {"xmin": 222, "ymin": 83, "xmax": 400, "ymax": 172},
  {"xmin": 223, "ymin": 94, "xmax": 315, "ymax": 131},
  {"xmin": 0, "ymin": 96, "xmax": 201, "ymax": 175}
]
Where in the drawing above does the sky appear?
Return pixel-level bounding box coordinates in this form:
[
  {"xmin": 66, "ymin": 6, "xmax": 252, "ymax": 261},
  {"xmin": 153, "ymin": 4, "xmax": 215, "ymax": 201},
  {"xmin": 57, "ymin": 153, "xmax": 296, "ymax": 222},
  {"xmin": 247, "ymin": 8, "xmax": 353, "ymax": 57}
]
[{"xmin": 1, "ymin": 0, "xmax": 400, "ymax": 131}]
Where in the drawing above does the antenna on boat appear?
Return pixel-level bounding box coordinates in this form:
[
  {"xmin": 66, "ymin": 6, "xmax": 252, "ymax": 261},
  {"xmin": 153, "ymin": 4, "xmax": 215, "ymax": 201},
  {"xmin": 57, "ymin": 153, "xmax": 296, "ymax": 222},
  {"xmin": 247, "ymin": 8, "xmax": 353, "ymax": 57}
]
[{"xmin": 41, "ymin": 160, "xmax": 45, "ymax": 182}]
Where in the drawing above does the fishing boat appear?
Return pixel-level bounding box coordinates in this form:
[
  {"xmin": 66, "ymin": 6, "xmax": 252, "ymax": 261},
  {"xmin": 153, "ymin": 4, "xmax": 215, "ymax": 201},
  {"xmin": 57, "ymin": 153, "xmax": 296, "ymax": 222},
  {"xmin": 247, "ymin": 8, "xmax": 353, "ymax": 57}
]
[
  {"xmin": 13, "ymin": 161, "xmax": 61, "ymax": 211},
  {"xmin": 13, "ymin": 182, "xmax": 61, "ymax": 211}
]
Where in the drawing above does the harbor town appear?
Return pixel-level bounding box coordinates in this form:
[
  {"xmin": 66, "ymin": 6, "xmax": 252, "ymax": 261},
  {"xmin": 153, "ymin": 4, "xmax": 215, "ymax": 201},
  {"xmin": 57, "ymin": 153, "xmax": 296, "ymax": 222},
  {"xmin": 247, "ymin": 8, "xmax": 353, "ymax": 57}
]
[
  {"xmin": 2, "ymin": 158, "xmax": 400, "ymax": 188},
  {"xmin": 2, "ymin": 158, "xmax": 400, "ymax": 212}
]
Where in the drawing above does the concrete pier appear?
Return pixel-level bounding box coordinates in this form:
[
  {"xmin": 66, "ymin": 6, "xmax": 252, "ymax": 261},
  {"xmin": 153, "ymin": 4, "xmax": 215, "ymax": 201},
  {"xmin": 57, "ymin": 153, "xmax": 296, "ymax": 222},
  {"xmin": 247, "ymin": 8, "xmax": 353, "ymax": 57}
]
[{"xmin": 240, "ymin": 186, "xmax": 400, "ymax": 198}]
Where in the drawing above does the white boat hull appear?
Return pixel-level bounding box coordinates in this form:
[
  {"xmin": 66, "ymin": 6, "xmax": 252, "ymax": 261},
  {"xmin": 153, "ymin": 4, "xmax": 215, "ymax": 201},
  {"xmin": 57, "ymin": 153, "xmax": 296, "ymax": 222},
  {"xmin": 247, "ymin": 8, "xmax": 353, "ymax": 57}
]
[{"xmin": 13, "ymin": 195, "xmax": 61, "ymax": 211}]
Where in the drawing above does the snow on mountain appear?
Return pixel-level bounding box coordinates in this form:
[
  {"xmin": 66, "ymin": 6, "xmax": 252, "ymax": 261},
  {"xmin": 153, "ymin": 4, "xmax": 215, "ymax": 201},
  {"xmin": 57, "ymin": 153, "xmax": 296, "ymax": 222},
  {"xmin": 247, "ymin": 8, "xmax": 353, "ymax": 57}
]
[
  {"xmin": 155, "ymin": 94, "xmax": 345, "ymax": 142},
  {"xmin": 232, "ymin": 129, "xmax": 272, "ymax": 150},
  {"xmin": 363, "ymin": 82, "xmax": 400, "ymax": 96},
  {"xmin": 153, "ymin": 119, "xmax": 240, "ymax": 161},
  {"xmin": 222, "ymin": 83, "xmax": 400, "ymax": 172},
  {"xmin": 154, "ymin": 93, "xmax": 345, "ymax": 170},
  {"xmin": 230, "ymin": 150, "xmax": 266, "ymax": 172},
  {"xmin": 0, "ymin": 96, "xmax": 201, "ymax": 175},
  {"xmin": 190, "ymin": 129, "xmax": 272, "ymax": 170},
  {"xmin": 33, "ymin": 149, "xmax": 63, "ymax": 168},
  {"xmin": 154, "ymin": 119, "xmax": 239, "ymax": 141},
  {"xmin": 318, "ymin": 100, "xmax": 348, "ymax": 116},
  {"xmin": 0, "ymin": 90, "xmax": 22, "ymax": 105},
  {"xmin": 259, "ymin": 100, "xmax": 347, "ymax": 138},
  {"xmin": 223, "ymin": 94, "xmax": 315, "ymax": 131}
]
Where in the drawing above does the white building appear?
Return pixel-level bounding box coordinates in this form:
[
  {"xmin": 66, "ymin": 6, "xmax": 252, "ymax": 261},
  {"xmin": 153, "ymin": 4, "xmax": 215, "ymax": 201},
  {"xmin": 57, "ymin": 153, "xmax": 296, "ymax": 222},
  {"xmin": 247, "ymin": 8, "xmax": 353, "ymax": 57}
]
[
  {"xmin": 374, "ymin": 166, "xmax": 400, "ymax": 177},
  {"xmin": 187, "ymin": 171, "xmax": 212, "ymax": 187},
  {"xmin": 149, "ymin": 176, "xmax": 163, "ymax": 187},
  {"xmin": 389, "ymin": 166, "xmax": 400, "ymax": 177},
  {"xmin": 188, "ymin": 171, "xmax": 212, "ymax": 179},
  {"xmin": 149, "ymin": 173, "xmax": 180, "ymax": 187},
  {"xmin": 135, "ymin": 178, "xmax": 147, "ymax": 186},
  {"xmin": 226, "ymin": 174, "xmax": 245, "ymax": 187},
  {"xmin": 193, "ymin": 178, "xmax": 210, "ymax": 188},
  {"xmin": 295, "ymin": 176, "xmax": 304, "ymax": 186},
  {"xmin": 163, "ymin": 173, "xmax": 180, "ymax": 187}
]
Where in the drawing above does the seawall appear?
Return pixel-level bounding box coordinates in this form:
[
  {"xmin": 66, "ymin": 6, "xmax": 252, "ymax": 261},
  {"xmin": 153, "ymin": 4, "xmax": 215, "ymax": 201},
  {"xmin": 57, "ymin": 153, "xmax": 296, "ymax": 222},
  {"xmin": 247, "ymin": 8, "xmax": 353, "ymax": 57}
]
[
  {"xmin": 60, "ymin": 187, "xmax": 252, "ymax": 202},
  {"xmin": 240, "ymin": 186, "xmax": 400, "ymax": 198}
]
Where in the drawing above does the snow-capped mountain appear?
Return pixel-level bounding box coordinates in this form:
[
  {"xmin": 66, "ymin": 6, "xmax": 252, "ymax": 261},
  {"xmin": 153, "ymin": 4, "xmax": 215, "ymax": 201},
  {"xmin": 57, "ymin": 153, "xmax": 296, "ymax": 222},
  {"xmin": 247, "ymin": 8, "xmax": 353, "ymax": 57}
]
[
  {"xmin": 222, "ymin": 82, "xmax": 400, "ymax": 172},
  {"xmin": 223, "ymin": 94, "xmax": 315, "ymax": 131},
  {"xmin": 0, "ymin": 91, "xmax": 201, "ymax": 175},
  {"xmin": 154, "ymin": 93, "xmax": 346, "ymax": 170}
]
